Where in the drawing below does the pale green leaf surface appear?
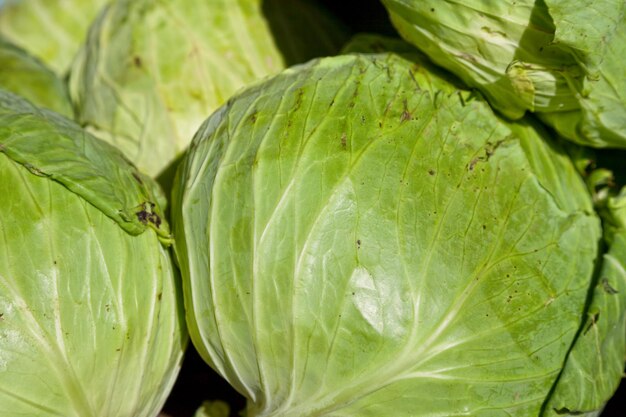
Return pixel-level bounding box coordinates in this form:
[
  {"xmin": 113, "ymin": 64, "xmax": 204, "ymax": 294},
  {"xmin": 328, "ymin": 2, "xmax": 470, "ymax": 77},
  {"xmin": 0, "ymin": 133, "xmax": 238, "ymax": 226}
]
[
  {"xmin": 542, "ymin": 229, "xmax": 626, "ymax": 416},
  {"xmin": 0, "ymin": 92, "xmax": 186, "ymax": 415},
  {"xmin": 546, "ymin": 0, "xmax": 623, "ymax": 69},
  {"xmin": 0, "ymin": 90, "xmax": 170, "ymax": 241},
  {"xmin": 0, "ymin": 157, "xmax": 186, "ymax": 416},
  {"xmin": 0, "ymin": 36, "xmax": 72, "ymax": 117},
  {"xmin": 381, "ymin": 0, "xmax": 580, "ymax": 118},
  {"xmin": 0, "ymin": 0, "xmax": 110, "ymax": 73},
  {"xmin": 69, "ymin": 0, "xmax": 347, "ymax": 181},
  {"xmin": 173, "ymin": 51, "xmax": 604, "ymax": 416},
  {"xmin": 381, "ymin": 0, "xmax": 626, "ymax": 148}
]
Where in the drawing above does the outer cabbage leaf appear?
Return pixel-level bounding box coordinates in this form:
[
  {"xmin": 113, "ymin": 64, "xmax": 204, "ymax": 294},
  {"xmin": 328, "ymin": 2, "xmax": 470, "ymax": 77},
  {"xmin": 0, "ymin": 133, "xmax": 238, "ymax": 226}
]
[
  {"xmin": 0, "ymin": 91, "xmax": 186, "ymax": 416},
  {"xmin": 0, "ymin": 37, "xmax": 72, "ymax": 116},
  {"xmin": 68, "ymin": 0, "xmax": 348, "ymax": 181},
  {"xmin": 172, "ymin": 50, "xmax": 609, "ymax": 416},
  {"xmin": 543, "ymin": 162, "xmax": 626, "ymax": 416},
  {"xmin": 0, "ymin": 0, "xmax": 109, "ymax": 73},
  {"xmin": 543, "ymin": 232, "xmax": 626, "ymax": 416},
  {"xmin": 381, "ymin": 0, "xmax": 626, "ymax": 148},
  {"xmin": 0, "ymin": 90, "xmax": 170, "ymax": 241}
]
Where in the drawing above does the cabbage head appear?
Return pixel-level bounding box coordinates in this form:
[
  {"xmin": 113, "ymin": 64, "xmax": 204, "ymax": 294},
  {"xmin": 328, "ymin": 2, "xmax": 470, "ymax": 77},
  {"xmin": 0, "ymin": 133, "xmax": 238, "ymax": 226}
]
[
  {"xmin": 172, "ymin": 45, "xmax": 625, "ymax": 416},
  {"xmin": 0, "ymin": 36, "xmax": 72, "ymax": 117},
  {"xmin": 68, "ymin": 0, "xmax": 348, "ymax": 182},
  {"xmin": 0, "ymin": 0, "xmax": 109, "ymax": 73},
  {"xmin": 0, "ymin": 90, "xmax": 186, "ymax": 417},
  {"xmin": 381, "ymin": 0, "xmax": 626, "ymax": 149}
]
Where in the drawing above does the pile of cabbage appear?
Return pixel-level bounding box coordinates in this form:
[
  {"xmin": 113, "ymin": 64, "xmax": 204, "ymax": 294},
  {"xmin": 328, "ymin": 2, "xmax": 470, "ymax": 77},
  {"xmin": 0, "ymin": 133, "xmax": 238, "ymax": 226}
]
[{"xmin": 0, "ymin": 1, "xmax": 624, "ymax": 416}]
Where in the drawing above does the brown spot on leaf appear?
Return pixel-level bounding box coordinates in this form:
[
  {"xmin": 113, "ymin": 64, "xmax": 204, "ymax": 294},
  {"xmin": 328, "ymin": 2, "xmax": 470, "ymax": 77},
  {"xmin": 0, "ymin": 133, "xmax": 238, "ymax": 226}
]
[
  {"xmin": 131, "ymin": 171, "xmax": 144, "ymax": 185},
  {"xmin": 584, "ymin": 312, "xmax": 600, "ymax": 335},
  {"xmin": 136, "ymin": 202, "xmax": 162, "ymax": 228},
  {"xmin": 400, "ymin": 99, "xmax": 411, "ymax": 122},
  {"xmin": 602, "ymin": 278, "xmax": 618, "ymax": 294}
]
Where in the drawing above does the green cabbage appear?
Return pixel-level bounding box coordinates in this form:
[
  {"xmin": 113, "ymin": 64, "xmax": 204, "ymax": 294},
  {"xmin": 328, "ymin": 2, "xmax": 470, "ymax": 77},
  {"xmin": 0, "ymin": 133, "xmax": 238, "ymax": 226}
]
[
  {"xmin": 172, "ymin": 46, "xmax": 624, "ymax": 416},
  {"xmin": 544, "ymin": 149, "xmax": 626, "ymax": 416},
  {"xmin": 381, "ymin": 0, "xmax": 626, "ymax": 148},
  {"xmin": 68, "ymin": 0, "xmax": 348, "ymax": 181},
  {"xmin": 0, "ymin": 0, "xmax": 109, "ymax": 74},
  {"xmin": 0, "ymin": 90, "xmax": 186, "ymax": 417},
  {"xmin": 0, "ymin": 36, "xmax": 72, "ymax": 117}
]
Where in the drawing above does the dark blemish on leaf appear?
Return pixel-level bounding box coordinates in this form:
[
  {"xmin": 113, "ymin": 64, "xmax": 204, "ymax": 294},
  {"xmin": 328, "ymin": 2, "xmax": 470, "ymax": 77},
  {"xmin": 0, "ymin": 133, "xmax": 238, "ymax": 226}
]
[
  {"xmin": 408, "ymin": 69, "xmax": 420, "ymax": 91},
  {"xmin": 249, "ymin": 112, "xmax": 257, "ymax": 124},
  {"xmin": 136, "ymin": 202, "xmax": 162, "ymax": 228},
  {"xmin": 583, "ymin": 312, "xmax": 600, "ymax": 335},
  {"xmin": 24, "ymin": 163, "xmax": 45, "ymax": 176},
  {"xmin": 137, "ymin": 210, "xmax": 149, "ymax": 223},
  {"xmin": 329, "ymin": 99, "xmax": 335, "ymax": 107},
  {"xmin": 378, "ymin": 121, "xmax": 383, "ymax": 128},
  {"xmin": 132, "ymin": 171, "xmax": 144, "ymax": 185},
  {"xmin": 467, "ymin": 140, "xmax": 506, "ymax": 171},
  {"xmin": 356, "ymin": 239, "xmax": 361, "ymax": 249},
  {"xmin": 116, "ymin": 348, "xmax": 121, "ymax": 352},
  {"xmin": 430, "ymin": 7, "xmax": 435, "ymax": 12},
  {"xmin": 553, "ymin": 407, "xmax": 585, "ymax": 415},
  {"xmin": 53, "ymin": 260, "xmax": 57, "ymax": 265},
  {"xmin": 352, "ymin": 292, "xmax": 355, "ymax": 296},
  {"xmin": 293, "ymin": 88, "xmax": 304, "ymax": 112},
  {"xmin": 105, "ymin": 304, "xmax": 110, "ymax": 312},
  {"xmin": 133, "ymin": 56, "xmax": 142, "ymax": 67},
  {"xmin": 482, "ymin": 225, "xmax": 486, "ymax": 230},
  {"xmin": 0, "ymin": 313, "xmax": 3, "ymax": 320},
  {"xmin": 401, "ymin": 99, "xmax": 411, "ymax": 122},
  {"xmin": 340, "ymin": 133, "xmax": 347, "ymax": 150},
  {"xmin": 383, "ymin": 101, "xmax": 393, "ymax": 119},
  {"xmin": 361, "ymin": 115, "xmax": 366, "ymax": 124},
  {"xmin": 602, "ymin": 278, "xmax": 618, "ymax": 294},
  {"xmin": 428, "ymin": 169, "xmax": 435, "ymax": 176},
  {"xmin": 157, "ymin": 292, "xmax": 162, "ymax": 301}
]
